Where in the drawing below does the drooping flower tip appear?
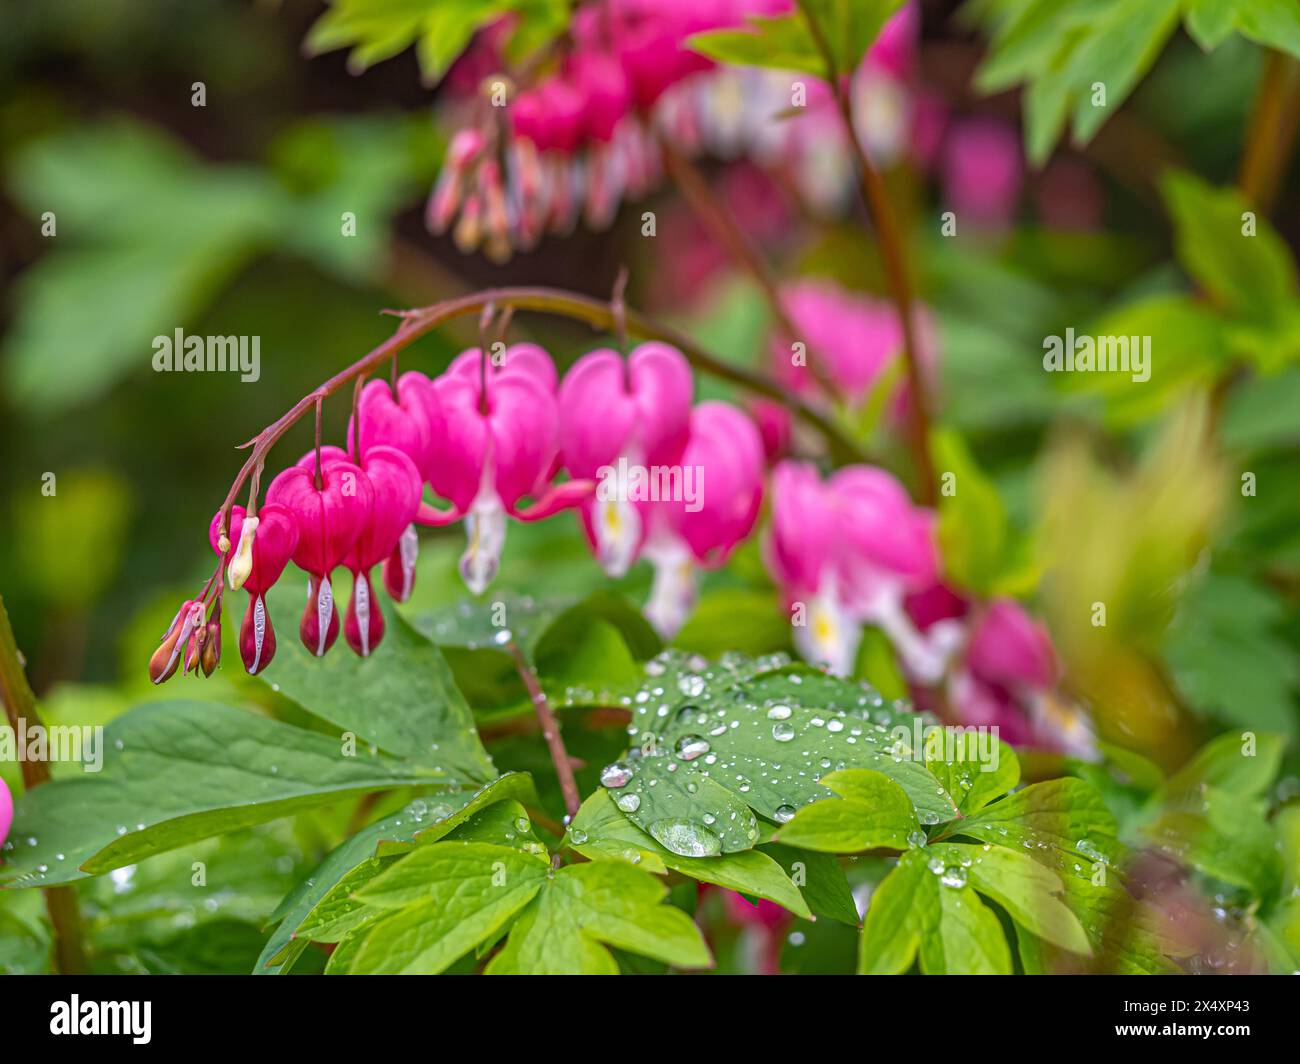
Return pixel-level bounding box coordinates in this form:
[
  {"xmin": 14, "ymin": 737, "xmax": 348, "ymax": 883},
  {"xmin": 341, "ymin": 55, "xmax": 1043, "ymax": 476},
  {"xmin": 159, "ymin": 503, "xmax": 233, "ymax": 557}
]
[
  {"xmin": 0, "ymin": 777, "xmax": 12, "ymax": 852},
  {"xmin": 149, "ymin": 599, "xmax": 205, "ymax": 685}
]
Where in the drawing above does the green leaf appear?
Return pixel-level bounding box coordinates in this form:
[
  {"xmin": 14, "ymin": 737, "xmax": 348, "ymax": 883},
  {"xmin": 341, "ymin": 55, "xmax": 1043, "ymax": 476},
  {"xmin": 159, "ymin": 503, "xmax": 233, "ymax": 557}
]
[
  {"xmin": 0, "ymin": 700, "xmax": 453, "ymax": 888},
  {"xmin": 857, "ymin": 848, "xmax": 930, "ymax": 973},
  {"xmin": 1231, "ymin": 0, "xmax": 1300, "ymax": 57},
  {"xmin": 567, "ymin": 791, "xmax": 812, "ymax": 919},
  {"xmin": 688, "ymin": 0, "xmax": 905, "ymax": 78},
  {"xmin": 306, "ymin": 0, "xmax": 571, "ymax": 84},
  {"xmin": 688, "ymin": 16, "xmax": 824, "ymax": 75},
  {"xmin": 945, "ymin": 778, "xmax": 1122, "ymax": 871},
  {"xmin": 1163, "ymin": 170, "xmax": 1300, "ymax": 347},
  {"xmin": 925, "ymin": 738, "xmax": 1020, "ymax": 815},
  {"xmin": 935, "ymin": 842, "xmax": 1091, "ymax": 954},
  {"xmin": 260, "ymin": 578, "xmax": 493, "ymax": 782},
  {"xmin": 348, "ymin": 842, "xmax": 550, "ymax": 974},
  {"xmin": 600, "ymin": 653, "xmax": 960, "ymax": 857},
  {"xmin": 486, "ymin": 858, "xmax": 712, "ymax": 974},
  {"xmin": 760, "ymin": 843, "xmax": 861, "ymax": 926},
  {"xmin": 859, "ymin": 849, "xmax": 1013, "ymax": 974},
  {"xmin": 1165, "ymin": 574, "xmax": 1298, "ymax": 737},
  {"xmin": 776, "ymin": 769, "xmax": 919, "ymax": 852},
  {"xmin": 256, "ymin": 772, "xmax": 537, "ymax": 972},
  {"xmin": 970, "ymin": 0, "xmax": 1182, "ymax": 163},
  {"xmin": 1062, "ymin": 294, "xmax": 1228, "ymax": 427},
  {"xmin": 1164, "ymin": 729, "xmax": 1285, "ymax": 798},
  {"xmin": 932, "ymin": 430, "xmax": 1011, "ymax": 595},
  {"xmin": 1140, "ymin": 787, "xmax": 1282, "ymax": 897},
  {"xmin": 1183, "ymin": 0, "xmax": 1239, "ymax": 49}
]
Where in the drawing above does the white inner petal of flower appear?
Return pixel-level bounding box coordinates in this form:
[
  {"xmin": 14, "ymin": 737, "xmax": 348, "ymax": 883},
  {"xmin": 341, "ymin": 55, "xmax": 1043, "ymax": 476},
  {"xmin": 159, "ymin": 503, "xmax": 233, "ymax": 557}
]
[
  {"xmin": 315, "ymin": 577, "xmax": 333, "ymax": 657},
  {"xmin": 593, "ymin": 462, "xmax": 642, "ymax": 579},
  {"xmin": 227, "ymin": 515, "xmax": 259, "ymax": 592},
  {"xmin": 397, "ymin": 523, "xmax": 419, "ymax": 600},
  {"xmin": 355, "ymin": 573, "xmax": 371, "ymax": 657},
  {"xmin": 643, "ymin": 535, "xmax": 696, "ymax": 639},
  {"xmin": 793, "ymin": 584, "xmax": 862, "ymax": 678},
  {"xmin": 459, "ymin": 462, "xmax": 506, "ymax": 596},
  {"xmin": 251, "ymin": 594, "xmax": 267, "ymax": 673}
]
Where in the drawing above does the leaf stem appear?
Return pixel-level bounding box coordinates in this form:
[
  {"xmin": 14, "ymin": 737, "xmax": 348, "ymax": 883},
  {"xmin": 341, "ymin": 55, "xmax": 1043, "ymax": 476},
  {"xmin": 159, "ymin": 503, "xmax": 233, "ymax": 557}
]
[
  {"xmin": 795, "ymin": 0, "xmax": 938, "ymax": 505},
  {"xmin": 0, "ymin": 591, "xmax": 87, "ymax": 974},
  {"xmin": 660, "ymin": 140, "xmax": 839, "ymax": 397},
  {"xmin": 216, "ymin": 285, "xmax": 869, "ymax": 542},
  {"xmin": 504, "ymin": 641, "xmax": 581, "ymax": 821}
]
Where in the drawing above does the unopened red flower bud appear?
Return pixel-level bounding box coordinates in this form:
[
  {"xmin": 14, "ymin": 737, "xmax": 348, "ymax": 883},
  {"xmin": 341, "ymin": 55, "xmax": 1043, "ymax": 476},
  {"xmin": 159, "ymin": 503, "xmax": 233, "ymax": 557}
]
[
  {"xmin": 184, "ymin": 622, "xmax": 207, "ymax": 675},
  {"xmin": 200, "ymin": 605, "xmax": 222, "ymax": 677},
  {"xmin": 150, "ymin": 600, "xmax": 203, "ymax": 684}
]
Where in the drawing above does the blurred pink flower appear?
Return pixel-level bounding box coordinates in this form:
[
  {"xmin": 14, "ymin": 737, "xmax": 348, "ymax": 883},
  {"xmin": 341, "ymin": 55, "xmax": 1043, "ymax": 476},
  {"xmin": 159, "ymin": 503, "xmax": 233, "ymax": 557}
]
[
  {"xmin": 967, "ymin": 598, "xmax": 1058, "ymax": 691},
  {"xmin": 768, "ymin": 461, "xmax": 942, "ymax": 678},
  {"xmin": 941, "ymin": 117, "xmax": 1023, "ymax": 230},
  {"xmin": 559, "ymin": 342, "xmax": 694, "ymax": 577},
  {"xmin": 772, "ymin": 279, "xmax": 939, "ymax": 429},
  {"xmin": 642, "ymin": 401, "xmax": 765, "ymax": 636}
]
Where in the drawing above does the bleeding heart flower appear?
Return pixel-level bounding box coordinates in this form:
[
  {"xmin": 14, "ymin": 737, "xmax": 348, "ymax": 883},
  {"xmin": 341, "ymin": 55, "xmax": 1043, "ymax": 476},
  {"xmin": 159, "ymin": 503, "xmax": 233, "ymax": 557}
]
[
  {"xmin": 941, "ymin": 117, "xmax": 1023, "ymax": 231},
  {"xmin": 346, "ymin": 373, "xmax": 444, "ymax": 605},
  {"xmin": 642, "ymin": 401, "xmax": 764, "ymax": 637},
  {"xmin": 768, "ymin": 461, "xmax": 941, "ymax": 679},
  {"xmin": 0, "ymin": 777, "xmax": 11, "ymax": 853},
  {"xmin": 559, "ymin": 342, "xmax": 693, "ymax": 577},
  {"xmin": 347, "ymin": 373, "xmax": 444, "ymax": 482},
  {"xmin": 209, "ymin": 503, "xmax": 300, "ymax": 675},
  {"xmin": 772, "ymin": 279, "xmax": 939, "ymax": 428},
  {"xmin": 266, "ymin": 451, "xmax": 373, "ymax": 656},
  {"xmin": 430, "ymin": 344, "xmax": 590, "ymax": 594},
  {"xmin": 967, "ymin": 598, "xmax": 1057, "ymax": 691},
  {"xmin": 335, "ymin": 445, "xmax": 424, "ymax": 657},
  {"xmin": 767, "ymin": 461, "xmax": 858, "ymax": 674}
]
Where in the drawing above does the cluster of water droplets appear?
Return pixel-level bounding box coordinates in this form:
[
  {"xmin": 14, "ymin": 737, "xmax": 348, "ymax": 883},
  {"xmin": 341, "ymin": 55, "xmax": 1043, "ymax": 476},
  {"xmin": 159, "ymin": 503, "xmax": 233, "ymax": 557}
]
[{"xmin": 594, "ymin": 650, "xmax": 942, "ymax": 858}]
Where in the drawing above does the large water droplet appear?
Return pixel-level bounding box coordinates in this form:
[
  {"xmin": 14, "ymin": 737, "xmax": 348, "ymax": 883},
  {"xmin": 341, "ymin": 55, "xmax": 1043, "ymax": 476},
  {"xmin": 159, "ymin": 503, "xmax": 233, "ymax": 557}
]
[
  {"xmin": 675, "ymin": 735, "xmax": 710, "ymax": 761},
  {"xmin": 772, "ymin": 722, "xmax": 795, "ymax": 742},
  {"xmin": 600, "ymin": 762, "xmax": 633, "ymax": 789},
  {"xmin": 773, "ymin": 804, "xmax": 797, "ymax": 823},
  {"xmin": 617, "ymin": 793, "xmax": 641, "ymax": 813},
  {"xmin": 648, "ymin": 818, "xmax": 722, "ymax": 857},
  {"xmin": 766, "ymin": 704, "xmax": 792, "ymax": 720}
]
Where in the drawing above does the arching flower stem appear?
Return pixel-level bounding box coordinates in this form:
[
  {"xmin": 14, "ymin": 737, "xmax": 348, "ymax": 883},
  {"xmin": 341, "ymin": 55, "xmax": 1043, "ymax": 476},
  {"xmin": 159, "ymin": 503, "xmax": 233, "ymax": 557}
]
[{"xmin": 214, "ymin": 285, "xmax": 871, "ymax": 546}]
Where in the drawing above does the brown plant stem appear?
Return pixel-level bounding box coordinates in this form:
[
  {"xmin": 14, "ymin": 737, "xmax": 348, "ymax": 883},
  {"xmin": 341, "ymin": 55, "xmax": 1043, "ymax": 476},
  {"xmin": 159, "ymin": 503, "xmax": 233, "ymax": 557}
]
[
  {"xmin": 796, "ymin": 0, "xmax": 938, "ymax": 505},
  {"xmin": 216, "ymin": 285, "xmax": 869, "ymax": 541},
  {"xmin": 0, "ymin": 592, "xmax": 87, "ymax": 974},
  {"xmin": 504, "ymin": 641, "xmax": 581, "ymax": 821},
  {"xmin": 660, "ymin": 140, "xmax": 839, "ymax": 397},
  {"xmin": 1239, "ymin": 49, "xmax": 1300, "ymax": 212}
]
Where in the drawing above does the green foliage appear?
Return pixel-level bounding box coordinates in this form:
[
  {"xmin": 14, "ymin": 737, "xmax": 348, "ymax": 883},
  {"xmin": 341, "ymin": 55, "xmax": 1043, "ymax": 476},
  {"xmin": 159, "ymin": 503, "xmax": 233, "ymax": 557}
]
[
  {"xmin": 967, "ymin": 0, "xmax": 1300, "ymax": 164},
  {"xmin": 595, "ymin": 652, "xmax": 960, "ymax": 858},
  {"xmin": 260, "ymin": 579, "xmax": 495, "ymax": 780},
  {"xmin": 3, "ymin": 117, "xmax": 430, "ymax": 411},
  {"xmin": 1163, "ymin": 170, "xmax": 1300, "ymax": 372},
  {"xmin": 0, "ymin": 700, "xmax": 455, "ymax": 888},
  {"xmin": 335, "ymin": 839, "xmax": 711, "ymax": 974},
  {"xmin": 306, "ymin": 0, "xmax": 571, "ymax": 83},
  {"xmin": 687, "ymin": 0, "xmax": 906, "ymax": 78},
  {"xmin": 1164, "ymin": 573, "xmax": 1299, "ymax": 735},
  {"xmin": 567, "ymin": 790, "xmax": 814, "ymax": 918},
  {"xmin": 932, "ymin": 430, "xmax": 1012, "ymax": 596}
]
